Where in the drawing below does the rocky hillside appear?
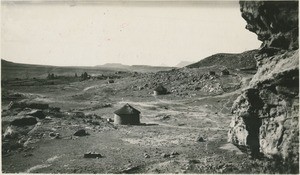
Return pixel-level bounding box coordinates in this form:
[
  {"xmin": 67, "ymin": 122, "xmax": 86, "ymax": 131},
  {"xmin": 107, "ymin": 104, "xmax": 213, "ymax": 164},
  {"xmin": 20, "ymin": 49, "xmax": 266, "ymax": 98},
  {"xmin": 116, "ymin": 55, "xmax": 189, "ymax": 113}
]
[
  {"xmin": 228, "ymin": 1, "xmax": 299, "ymax": 173},
  {"xmin": 187, "ymin": 50, "xmax": 258, "ymax": 70}
]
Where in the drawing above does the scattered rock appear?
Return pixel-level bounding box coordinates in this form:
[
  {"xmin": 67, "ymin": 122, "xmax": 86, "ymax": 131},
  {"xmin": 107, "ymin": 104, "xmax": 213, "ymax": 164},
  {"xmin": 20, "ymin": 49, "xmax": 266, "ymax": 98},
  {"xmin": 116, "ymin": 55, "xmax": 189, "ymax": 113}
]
[
  {"xmin": 3, "ymin": 126, "xmax": 18, "ymax": 139},
  {"xmin": 208, "ymin": 71, "xmax": 216, "ymax": 75},
  {"xmin": 23, "ymin": 147, "xmax": 34, "ymax": 152},
  {"xmin": 189, "ymin": 159, "xmax": 201, "ymax": 164},
  {"xmin": 102, "ymin": 103, "xmax": 112, "ymax": 108},
  {"xmin": 144, "ymin": 153, "xmax": 150, "ymax": 158},
  {"xmin": 23, "ymin": 153, "xmax": 33, "ymax": 157},
  {"xmin": 2, "ymin": 141, "xmax": 23, "ymax": 152},
  {"xmin": 157, "ymin": 114, "xmax": 170, "ymax": 120},
  {"xmin": 171, "ymin": 151, "xmax": 179, "ymax": 156},
  {"xmin": 49, "ymin": 132, "xmax": 60, "ymax": 139},
  {"xmin": 73, "ymin": 112, "xmax": 85, "ymax": 118},
  {"xmin": 83, "ymin": 152, "xmax": 102, "ymax": 158},
  {"xmin": 201, "ymin": 83, "xmax": 223, "ymax": 94},
  {"xmin": 196, "ymin": 136, "xmax": 205, "ymax": 142},
  {"xmin": 107, "ymin": 118, "xmax": 113, "ymax": 122},
  {"xmin": 108, "ymin": 79, "xmax": 114, "ymax": 84},
  {"xmin": 91, "ymin": 121, "xmax": 100, "ymax": 125},
  {"xmin": 194, "ymin": 87, "xmax": 201, "ymax": 90},
  {"xmin": 49, "ymin": 132, "xmax": 56, "ymax": 137},
  {"xmin": 120, "ymin": 165, "xmax": 140, "ymax": 173},
  {"xmin": 55, "ymin": 134, "xmax": 61, "ymax": 139},
  {"xmin": 74, "ymin": 129, "xmax": 90, "ymax": 136},
  {"xmin": 50, "ymin": 107, "xmax": 60, "ymax": 112},
  {"xmin": 153, "ymin": 84, "xmax": 168, "ymax": 95},
  {"xmin": 27, "ymin": 110, "xmax": 46, "ymax": 119},
  {"xmin": 45, "ymin": 116, "xmax": 52, "ymax": 120},
  {"xmin": 8, "ymin": 101, "xmax": 49, "ymax": 110},
  {"xmin": 221, "ymin": 69, "xmax": 230, "ymax": 75},
  {"xmin": 161, "ymin": 153, "xmax": 170, "ymax": 158}
]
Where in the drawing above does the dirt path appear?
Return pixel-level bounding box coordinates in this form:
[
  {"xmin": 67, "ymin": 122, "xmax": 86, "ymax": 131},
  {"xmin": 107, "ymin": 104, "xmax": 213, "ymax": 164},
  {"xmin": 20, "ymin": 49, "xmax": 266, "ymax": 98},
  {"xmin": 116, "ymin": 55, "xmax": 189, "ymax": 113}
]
[
  {"xmin": 118, "ymin": 97, "xmax": 227, "ymax": 131},
  {"xmin": 141, "ymin": 117, "xmax": 225, "ymax": 131}
]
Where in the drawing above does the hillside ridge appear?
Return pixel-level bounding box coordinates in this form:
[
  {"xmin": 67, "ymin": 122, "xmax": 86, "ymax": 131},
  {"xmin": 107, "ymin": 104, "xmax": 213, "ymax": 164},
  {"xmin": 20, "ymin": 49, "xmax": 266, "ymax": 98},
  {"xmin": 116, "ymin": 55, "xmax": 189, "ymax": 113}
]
[{"xmin": 186, "ymin": 50, "xmax": 258, "ymax": 69}]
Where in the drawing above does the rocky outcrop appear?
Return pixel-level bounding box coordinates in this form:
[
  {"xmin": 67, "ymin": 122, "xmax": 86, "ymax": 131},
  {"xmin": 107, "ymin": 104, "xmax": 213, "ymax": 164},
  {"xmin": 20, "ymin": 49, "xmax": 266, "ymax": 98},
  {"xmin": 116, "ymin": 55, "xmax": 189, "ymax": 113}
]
[
  {"xmin": 228, "ymin": 0, "xmax": 299, "ymax": 171},
  {"xmin": 187, "ymin": 50, "xmax": 258, "ymax": 69},
  {"xmin": 10, "ymin": 116, "xmax": 38, "ymax": 126},
  {"xmin": 240, "ymin": 1, "xmax": 298, "ymax": 52}
]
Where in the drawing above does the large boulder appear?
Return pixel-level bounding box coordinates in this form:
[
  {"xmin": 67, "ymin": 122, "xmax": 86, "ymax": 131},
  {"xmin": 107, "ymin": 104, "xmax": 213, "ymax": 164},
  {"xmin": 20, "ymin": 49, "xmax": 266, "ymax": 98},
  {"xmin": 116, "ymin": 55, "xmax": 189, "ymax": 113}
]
[
  {"xmin": 74, "ymin": 129, "xmax": 90, "ymax": 136},
  {"xmin": 154, "ymin": 85, "xmax": 168, "ymax": 95},
  {"xmin": 3, "ymin": 126, "xmax": 19, "ymax": 139},
  {"xmin": 228, "ymin": 1, "xmax": 299, "ymax": 172},
  {"xmin": 10, "ymin": 116, "xmax": 38, "ymax": 126},
  {"xmin": 27, "ymin": 110, "xmax": 46, "ymax": 119},
  {"xmin": 8, "ymin": 101, "xmax": 49, "ymax": 110}
]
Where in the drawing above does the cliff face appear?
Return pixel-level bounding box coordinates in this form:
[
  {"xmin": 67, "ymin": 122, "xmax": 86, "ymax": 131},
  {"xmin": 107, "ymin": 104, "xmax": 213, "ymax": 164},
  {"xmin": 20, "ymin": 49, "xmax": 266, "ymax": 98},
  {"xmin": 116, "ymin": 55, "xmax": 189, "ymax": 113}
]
[
  {"xmin": 240, "ymin": 1, "xmax": 298, "ymax": 52},
  {"xmin": 228, "ymin": 0, "xmax": 299, "ymax": 170}
]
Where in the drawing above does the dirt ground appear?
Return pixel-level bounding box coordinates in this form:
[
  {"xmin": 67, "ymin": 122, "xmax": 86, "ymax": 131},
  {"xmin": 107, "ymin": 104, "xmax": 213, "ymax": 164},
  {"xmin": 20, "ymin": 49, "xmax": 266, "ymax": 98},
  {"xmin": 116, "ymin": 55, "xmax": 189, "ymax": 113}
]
[{"xmin": 1, "ymin": 71, "xmax": 281, "ymax": 174}]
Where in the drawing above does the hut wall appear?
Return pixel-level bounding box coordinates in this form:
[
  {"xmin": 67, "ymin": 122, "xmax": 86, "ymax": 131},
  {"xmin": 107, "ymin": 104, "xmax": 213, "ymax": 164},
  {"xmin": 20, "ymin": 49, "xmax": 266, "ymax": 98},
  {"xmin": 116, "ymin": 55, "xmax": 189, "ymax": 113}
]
[{"xmin": 114, "ymin": 114, "xmax": 140, "ymax": 125}]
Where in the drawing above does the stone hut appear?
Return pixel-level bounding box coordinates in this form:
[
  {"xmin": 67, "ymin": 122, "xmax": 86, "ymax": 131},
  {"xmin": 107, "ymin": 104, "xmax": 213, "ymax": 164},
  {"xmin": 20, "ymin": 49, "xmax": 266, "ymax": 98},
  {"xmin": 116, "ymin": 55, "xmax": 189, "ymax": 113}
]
[
  {"xmin": 221, "ymin": 69, "xmax": 230, "ymax": 75},
  {"xmin": 153, "ymin": 85, "xmax": 168, "ymax": 96},
  {"xmin": 114, "ymin": 104, "xmax": 140, "ymax": 125},
  {"xmin": 208, "ymin": 71, "xmax": 216, "ymax": 75}
]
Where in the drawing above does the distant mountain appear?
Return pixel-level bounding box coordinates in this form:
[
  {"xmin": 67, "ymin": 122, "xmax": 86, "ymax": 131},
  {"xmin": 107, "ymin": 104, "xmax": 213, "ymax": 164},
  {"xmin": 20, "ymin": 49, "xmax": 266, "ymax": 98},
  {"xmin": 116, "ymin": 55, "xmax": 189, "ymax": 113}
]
[
  {"xmin": 96, "ymin": 63, "xmax": 174, "ymax": 72},
  {"xmin": 97, "ymin": 63, "xmax": 129, "ymax": 69},
  {"xmin": 175, "ymin": 61, "xmax": 195, "ymax": 68},
  {"xmin": 186, "ymin": 50, "xmax": 258, "ymax": 69},
  {"xmin": 1, "ymin": 59, "xmax": 174, "ymax": 80}
]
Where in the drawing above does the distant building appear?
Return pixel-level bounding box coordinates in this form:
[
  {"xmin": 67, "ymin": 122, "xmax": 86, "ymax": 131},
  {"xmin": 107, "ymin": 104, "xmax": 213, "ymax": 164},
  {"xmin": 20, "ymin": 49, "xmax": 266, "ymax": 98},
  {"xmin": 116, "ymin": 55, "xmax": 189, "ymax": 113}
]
[
  {"xmin": 208, "ymin": 71, "xmax": 216, "ymax": 75},
  {"xmin": 108, "ymin": 79, "xmax": 114, "ymax": 84},
  {"xmin": 221, "ymin": 69, "xmax": 230, "ymax": 75},
  {"xmin": 153, "ymin": 85, "xmax": 168, "ymax": 96},
  {"xmin": 114, "ymin": 103, "xmax": 140, "ymax": 125}
]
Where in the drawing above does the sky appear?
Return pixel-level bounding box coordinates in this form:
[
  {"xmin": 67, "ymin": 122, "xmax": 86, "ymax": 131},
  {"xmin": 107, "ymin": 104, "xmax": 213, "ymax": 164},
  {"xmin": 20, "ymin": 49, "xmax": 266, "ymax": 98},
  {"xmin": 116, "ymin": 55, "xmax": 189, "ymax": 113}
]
[{"xmin": 1, "ymin": 1, "xmax": 261, "ymax": 67}]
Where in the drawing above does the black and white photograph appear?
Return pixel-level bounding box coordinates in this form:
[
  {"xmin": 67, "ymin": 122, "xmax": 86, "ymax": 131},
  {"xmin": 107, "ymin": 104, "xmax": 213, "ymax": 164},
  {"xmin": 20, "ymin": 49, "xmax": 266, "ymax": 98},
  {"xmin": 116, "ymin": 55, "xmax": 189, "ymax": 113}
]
[{"xmin": 1, "ymin": 0, "xmax": 299, "ymax": 174}]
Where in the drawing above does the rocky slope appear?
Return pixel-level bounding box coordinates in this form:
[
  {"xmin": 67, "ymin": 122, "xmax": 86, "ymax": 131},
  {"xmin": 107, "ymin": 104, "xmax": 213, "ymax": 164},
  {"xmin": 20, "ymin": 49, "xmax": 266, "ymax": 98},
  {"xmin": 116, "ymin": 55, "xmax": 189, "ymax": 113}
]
[
  {"xmin": 175, "ymin": 61, "xmax": 194, "ymax": 68},
  {"xmin": 228, "ymin": 1, "xmax": 299, "ymax": 172},
  {"xmin": 187, "ymin": 50, "xmax": 258, "ymax": 70}
]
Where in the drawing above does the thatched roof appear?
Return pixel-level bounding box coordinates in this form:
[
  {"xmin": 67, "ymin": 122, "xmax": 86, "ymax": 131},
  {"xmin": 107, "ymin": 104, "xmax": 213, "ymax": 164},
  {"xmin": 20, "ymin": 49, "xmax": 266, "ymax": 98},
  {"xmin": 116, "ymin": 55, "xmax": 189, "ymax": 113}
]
[{"xmin": 114, "ymin": 103, "xmax": 140, "ymax": 115}]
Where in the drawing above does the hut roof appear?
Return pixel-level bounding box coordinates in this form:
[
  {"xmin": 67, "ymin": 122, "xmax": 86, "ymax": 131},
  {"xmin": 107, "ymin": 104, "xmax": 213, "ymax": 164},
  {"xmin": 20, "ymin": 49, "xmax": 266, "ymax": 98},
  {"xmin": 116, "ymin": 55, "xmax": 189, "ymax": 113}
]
[{"xmin": 114, "ymin": 103, "xmax": 140, "ymax": 115}]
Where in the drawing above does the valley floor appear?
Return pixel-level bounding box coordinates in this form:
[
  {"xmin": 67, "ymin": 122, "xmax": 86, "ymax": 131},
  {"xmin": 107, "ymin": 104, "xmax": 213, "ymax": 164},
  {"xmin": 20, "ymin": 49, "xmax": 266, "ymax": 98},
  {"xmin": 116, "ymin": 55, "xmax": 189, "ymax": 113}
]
[{"xmin": 1, "ymin": 72, "xmax": 284, "ymax": 174}]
